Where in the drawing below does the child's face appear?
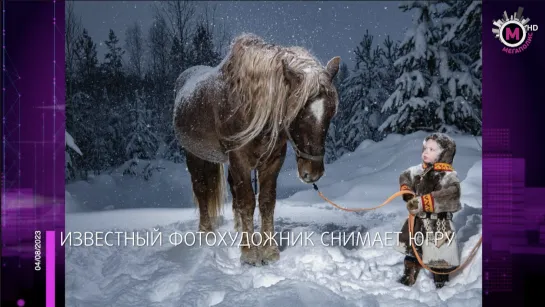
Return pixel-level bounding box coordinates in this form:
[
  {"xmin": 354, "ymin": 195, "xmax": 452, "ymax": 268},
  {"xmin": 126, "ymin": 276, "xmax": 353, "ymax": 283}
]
[{"xmin": 422, "ymin": 139, "xmax": 441, "ymax": 163}]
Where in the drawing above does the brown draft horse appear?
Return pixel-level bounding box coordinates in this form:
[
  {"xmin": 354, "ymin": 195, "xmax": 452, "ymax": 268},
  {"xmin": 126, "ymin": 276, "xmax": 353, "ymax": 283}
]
[{"xmin": 173, "ymin": 34, "xmax": 340, "ymax": 265}]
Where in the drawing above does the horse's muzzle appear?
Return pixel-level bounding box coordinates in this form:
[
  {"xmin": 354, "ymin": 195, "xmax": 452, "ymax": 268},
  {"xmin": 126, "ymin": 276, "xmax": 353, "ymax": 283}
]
[
  {"xmin": 301, "ymin": 171, "xmax": 322, "ymax": 183},
  {"xmin": 297, "ymin": 158, "xmax": 324, "ymax": 184}
]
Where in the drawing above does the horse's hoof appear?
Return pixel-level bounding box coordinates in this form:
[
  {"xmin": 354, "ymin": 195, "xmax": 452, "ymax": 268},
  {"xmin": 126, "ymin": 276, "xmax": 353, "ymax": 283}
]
[
  {"xmin": 260, "ymin": 245, "xmax": 280, "ymax": 265},
  {"xmin": 240, "ymin": 247, "xmax": 261, "ymax": 266}
]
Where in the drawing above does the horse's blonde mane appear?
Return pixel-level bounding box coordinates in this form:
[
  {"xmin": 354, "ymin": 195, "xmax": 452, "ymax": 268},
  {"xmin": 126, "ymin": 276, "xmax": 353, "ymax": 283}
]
[{"xmin": 220, "ymin": 33, "xmax": 330, "ymax": 157}]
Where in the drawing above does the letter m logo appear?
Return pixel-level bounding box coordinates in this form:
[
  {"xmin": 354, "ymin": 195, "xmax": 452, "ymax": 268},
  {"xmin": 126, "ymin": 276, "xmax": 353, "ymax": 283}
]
[{"xmin": 506, "ymin": 27, "xmax": 520, "ymax": 40}]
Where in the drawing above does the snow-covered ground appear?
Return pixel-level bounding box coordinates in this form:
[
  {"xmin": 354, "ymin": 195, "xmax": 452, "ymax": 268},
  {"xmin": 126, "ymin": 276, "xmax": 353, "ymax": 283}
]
[{"xmin": 65, "ymin": 131, "xmax": 482, "ymax": 306}]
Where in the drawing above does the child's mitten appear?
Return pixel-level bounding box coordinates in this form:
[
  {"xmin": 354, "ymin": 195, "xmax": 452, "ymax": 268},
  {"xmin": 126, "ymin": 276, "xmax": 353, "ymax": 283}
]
[
  {"xmin": 400, "ymin": 184, "xmax": 414, "ymax": 202},
  {"xmin": 407, "ymin": 198, "xmax": 420, "ymax": 214},
  {"xmin": 403, "ymin": 194, "xmax": 415, "ymax": 202}
]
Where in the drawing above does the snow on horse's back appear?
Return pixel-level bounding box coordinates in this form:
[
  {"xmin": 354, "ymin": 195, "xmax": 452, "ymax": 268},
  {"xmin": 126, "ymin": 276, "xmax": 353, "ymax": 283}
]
[{"xmin": 174, "ymin": 65, "xmax": 219, "ymax": 110}]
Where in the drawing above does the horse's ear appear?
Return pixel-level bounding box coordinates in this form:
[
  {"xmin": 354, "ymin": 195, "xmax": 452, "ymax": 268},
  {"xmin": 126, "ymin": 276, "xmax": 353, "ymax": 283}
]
[
  {"xmin": 326, "ymin": 56, "xmax": 341, "ymax": 80},
  {"xmin": 282, "ymin": 58, "xmax": 302, "ymax": 86}
]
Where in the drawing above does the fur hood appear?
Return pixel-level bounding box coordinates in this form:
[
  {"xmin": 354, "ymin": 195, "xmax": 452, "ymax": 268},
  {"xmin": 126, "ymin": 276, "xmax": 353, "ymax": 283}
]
[{"xmin": 423, "ymin": 133, "xmax": 456, "ymax": 165}]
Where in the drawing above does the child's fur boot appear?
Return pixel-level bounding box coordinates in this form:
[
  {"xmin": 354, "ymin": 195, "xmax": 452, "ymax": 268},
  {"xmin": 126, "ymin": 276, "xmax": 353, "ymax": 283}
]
[{"xmin": 398, "ymin": 256, "xmax": 421, "ymax": 286}]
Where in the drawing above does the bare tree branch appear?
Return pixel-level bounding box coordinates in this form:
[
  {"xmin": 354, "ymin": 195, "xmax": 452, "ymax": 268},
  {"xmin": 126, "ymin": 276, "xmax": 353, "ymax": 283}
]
[
  {"xmin": 156, "ymin": 1, "xmax": 196, "ymax": 49},
  {"xmin": 198, "ymin": 2, "xmax": 231, "ymax": 57},
  {"xmin": 125, "ymin": 21, "xmax": 145, "ymax": 78},
  {"xmin": 147, "ymin": 11, "xmax": 171, "ymax": 77}
]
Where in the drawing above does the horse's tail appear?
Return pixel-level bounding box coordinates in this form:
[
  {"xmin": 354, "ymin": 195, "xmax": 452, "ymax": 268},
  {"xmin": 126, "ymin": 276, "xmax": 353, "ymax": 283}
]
[{"xmin": 191, "ymin": 162, "xmax": 227, "ymax": 227}]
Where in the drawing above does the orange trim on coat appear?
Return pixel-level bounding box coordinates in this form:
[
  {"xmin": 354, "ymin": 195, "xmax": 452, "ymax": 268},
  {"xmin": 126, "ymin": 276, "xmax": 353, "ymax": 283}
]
[
  {"xmin": 422, "ymin": 162, "xmax": 454, "ymax": 172},
  {"xmin": 421, "ymin": 194, "xmax": 435, "ymax": 212}
]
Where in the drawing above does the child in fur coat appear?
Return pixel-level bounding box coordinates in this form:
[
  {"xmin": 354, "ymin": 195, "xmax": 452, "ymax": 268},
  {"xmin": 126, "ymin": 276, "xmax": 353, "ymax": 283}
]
[{"xmin": 394, "ymin": 133, "xmax": 462, "ymax": 289}]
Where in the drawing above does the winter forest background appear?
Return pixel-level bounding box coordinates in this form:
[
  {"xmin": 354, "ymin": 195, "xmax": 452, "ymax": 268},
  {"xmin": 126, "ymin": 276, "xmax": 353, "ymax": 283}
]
[{"xmin": 65, "ymin": 0, "xmax": 482, "ymax": 183}]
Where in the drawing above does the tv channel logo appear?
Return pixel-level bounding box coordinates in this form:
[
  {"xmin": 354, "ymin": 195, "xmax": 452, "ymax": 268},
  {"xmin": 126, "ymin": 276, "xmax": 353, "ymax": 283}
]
[{"xmin": 492, "ymin": 7, "xmax": 538, "ymax": 54}]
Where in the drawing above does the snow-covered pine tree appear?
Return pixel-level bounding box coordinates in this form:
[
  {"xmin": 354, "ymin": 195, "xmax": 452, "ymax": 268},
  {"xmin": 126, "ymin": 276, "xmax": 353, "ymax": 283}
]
[
  {"xmin": 103, "ymin": 29, "xmax": 125, "ymax": 77},
  {"xmin": 325, "ymin": 62, "xmax": 348, "ymax": 162},
  {"xmin": 100, "ymin": 30, "xmax": 133, "ymax": 169},
  {"xmin": 325, "ymin": 32, "xmax": 402, "ymax": 163},
  {"xmin": 380, "ymin": 1, "xmax": 481, "ymax": 134},
  {"xmin": 440, "ymin": 0, "xmax": 482, "ymax": 134},
  {"xmin": 67, "ymin": 29, "xmax": 104, "ymax": 178},
  {"xmin": 325, "ymin": 122, "xmax": 338, "ymax": 163},
  {"xmin": 325, "ymin": 125, "xmax": 336, "ymax": 163},
  {"xmin": 147, "ymin": 12, "xmax": 175, "ymax": 155},
  {"xmin": 125, "ymin": 90, "xmax": 160, "ymax": 161},
  {"xmin": 102, "ymin": 29, "xmax": 126, "ymax": 100},
  {"xmin": 325, "ymin": 122, "xmax": 349, "ymax": 163},
  {"xmin": 162, "ymin": 137, "xmax": 186, "ymax": 163},
  {"xmin": 380, "ymin": 1, "xmax": 447, "ymax": 134},
  {"xmin": 83, "ymin": 88, "xmax": 119, "ymax": 174},
  {"xmin": 65, "ymin": 130, "xmax": 83, "ymax": 181},
  {"xmin": 188, "ymin": 23, "xmax": 221, "ymax": 67},
  {"xmin": 378, "ymin": 35, "xmax": 401, "ymax": 115},
  {"xmin": 339, "ymin": 30, "xmax": 387, "ymax": 151},
  {"xmin": 368, "ymin": 36, "xmax": 400, "ymax": 141},
  {"xmin": 67, "ymin": 91, "xmax": 99, "ymax": 178},
  {"xmin": 338, "ymin": 73, "xmax": 364, "ymax": 151},
  {"xmin": 103, "ymin": 90, "xmax": 133, "ymax": 168},
  {"xmin": 74, "ymin": 28, "xmax": 101, "ymax": 95}
]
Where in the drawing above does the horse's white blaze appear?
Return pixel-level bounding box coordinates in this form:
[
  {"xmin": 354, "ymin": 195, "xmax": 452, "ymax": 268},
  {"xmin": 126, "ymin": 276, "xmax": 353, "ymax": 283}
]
[{"xmin": 310, "ymin": 98, "xmax": 324, "ymax": 122}]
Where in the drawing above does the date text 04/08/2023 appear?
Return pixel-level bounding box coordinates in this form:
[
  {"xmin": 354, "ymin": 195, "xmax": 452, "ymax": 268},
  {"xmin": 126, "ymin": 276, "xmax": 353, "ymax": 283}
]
[{"xmin": 35, "ymin": 230, "xmax": 42, "ymax": 271}]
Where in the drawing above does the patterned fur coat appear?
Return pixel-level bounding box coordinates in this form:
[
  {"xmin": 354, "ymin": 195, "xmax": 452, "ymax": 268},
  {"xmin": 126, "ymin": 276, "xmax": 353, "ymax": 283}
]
[{"xmin": 394, "ymin": 133, "xmax": 462, "ymax": 269}]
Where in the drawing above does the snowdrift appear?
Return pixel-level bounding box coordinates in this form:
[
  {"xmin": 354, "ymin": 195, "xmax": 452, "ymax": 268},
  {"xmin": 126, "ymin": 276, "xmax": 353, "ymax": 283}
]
[{"xmin": 66, "ymin": 132, "xmax": 482, "ymax": 306}]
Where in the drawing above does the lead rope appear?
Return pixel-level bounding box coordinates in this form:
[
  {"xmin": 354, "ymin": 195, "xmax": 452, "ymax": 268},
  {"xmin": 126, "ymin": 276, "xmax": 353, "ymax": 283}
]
[
  {"xmin": 312, "ymin": 183, "xmax": 411, "ymax": 212},
  {"xmin": 253, "ymin": 169, "xmax": 258, "ymax": 195},
  {"xmin": 312, "ymin": 184, "xmax": 482, "ymax": 275}
]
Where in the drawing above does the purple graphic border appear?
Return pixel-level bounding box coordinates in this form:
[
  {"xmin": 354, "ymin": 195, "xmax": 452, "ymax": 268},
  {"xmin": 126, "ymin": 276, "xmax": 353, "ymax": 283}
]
[
  {"xmin": 1, "ymin": 1, "xmax": 65, "ymax": 306},
  {"xmin": 483, "ymin": 0, "xmax": 545, "ymax": 305}
]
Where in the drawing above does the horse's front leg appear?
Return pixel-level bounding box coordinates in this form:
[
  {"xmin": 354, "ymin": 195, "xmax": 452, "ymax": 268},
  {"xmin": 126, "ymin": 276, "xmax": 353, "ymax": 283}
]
[
  {"xmin": 228, "ymin": 154, "xmax": 260, "ymax": 266},
  {"xmin": 257, "ymin": 143, "xmax": 287, "ymax": 265}
]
